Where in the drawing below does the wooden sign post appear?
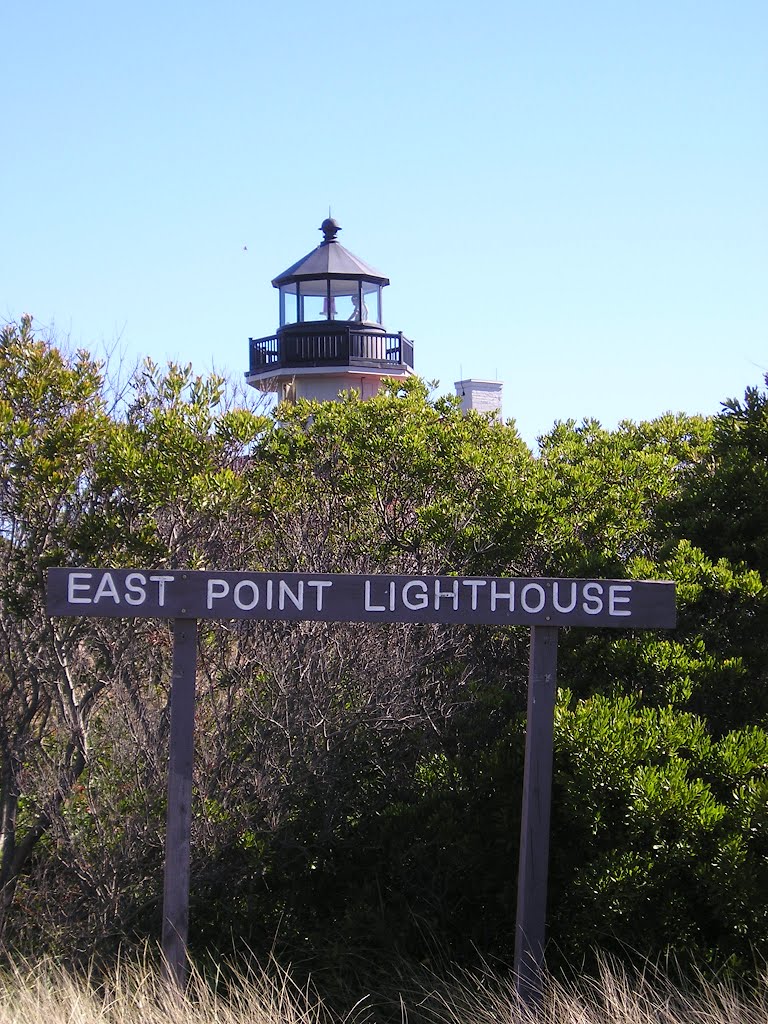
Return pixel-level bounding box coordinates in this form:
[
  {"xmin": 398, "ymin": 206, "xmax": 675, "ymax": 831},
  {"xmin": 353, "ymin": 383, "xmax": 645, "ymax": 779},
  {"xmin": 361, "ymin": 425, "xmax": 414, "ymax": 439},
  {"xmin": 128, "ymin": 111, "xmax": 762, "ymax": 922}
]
[
  {"xmin": 161, "ymin": 619, "xmax": 197, "ymax": 986},
  {"xmin": 515, "ymin": 626, "xmax": 558, "ymax": 1004},
  {"xmin": 47, "ymin": 570, "xmax": 675, "ymax": 994}
]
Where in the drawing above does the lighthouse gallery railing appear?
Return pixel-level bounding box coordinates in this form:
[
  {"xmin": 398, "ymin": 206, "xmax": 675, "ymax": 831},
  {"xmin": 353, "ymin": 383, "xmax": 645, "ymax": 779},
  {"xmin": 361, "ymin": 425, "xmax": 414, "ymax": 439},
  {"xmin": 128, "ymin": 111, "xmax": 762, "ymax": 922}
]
[{"xmin": 247, "ymin": 330, "xmax": 414, "ymax": 375}]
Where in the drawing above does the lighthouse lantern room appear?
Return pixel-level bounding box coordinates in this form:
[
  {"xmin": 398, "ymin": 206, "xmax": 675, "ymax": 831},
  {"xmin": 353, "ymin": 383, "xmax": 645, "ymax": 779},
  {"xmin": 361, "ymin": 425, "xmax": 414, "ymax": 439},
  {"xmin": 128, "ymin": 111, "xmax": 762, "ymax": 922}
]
[{"xmin": 246, "ymin": 219, "xmax": 414, "ymax": 402}]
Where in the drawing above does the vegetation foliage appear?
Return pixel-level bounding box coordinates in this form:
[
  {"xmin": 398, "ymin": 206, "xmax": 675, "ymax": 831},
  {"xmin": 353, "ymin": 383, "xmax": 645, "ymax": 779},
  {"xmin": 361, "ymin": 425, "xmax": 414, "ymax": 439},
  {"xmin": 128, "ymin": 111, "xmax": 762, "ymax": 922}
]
[{"xmin": 1, "ymin": 314, "xmax": 768, "ymax": 982}]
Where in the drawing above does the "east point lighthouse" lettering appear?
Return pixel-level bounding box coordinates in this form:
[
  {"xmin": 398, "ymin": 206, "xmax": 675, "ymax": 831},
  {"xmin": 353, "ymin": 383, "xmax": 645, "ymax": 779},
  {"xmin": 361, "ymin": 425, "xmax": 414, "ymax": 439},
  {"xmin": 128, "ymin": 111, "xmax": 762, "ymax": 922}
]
[
  {"xmin": 359, "ymin": 577, "xmax": 631, "ymax": 616},
  {"xmin": 49, "ymin": 569, "xmax": 675, "ymax": 629}
]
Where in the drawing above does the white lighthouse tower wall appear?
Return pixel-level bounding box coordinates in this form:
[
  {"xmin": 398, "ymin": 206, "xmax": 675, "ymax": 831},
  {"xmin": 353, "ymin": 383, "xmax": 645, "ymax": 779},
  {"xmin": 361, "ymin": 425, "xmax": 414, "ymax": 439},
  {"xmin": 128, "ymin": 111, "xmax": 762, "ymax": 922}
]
[
  {"xmin": 454, "ymin": 379, "xmax": 503, "ymax": 418},
  {"xmin": 272, "ymin": 369, "xmax": 404, "ymax": 404}
]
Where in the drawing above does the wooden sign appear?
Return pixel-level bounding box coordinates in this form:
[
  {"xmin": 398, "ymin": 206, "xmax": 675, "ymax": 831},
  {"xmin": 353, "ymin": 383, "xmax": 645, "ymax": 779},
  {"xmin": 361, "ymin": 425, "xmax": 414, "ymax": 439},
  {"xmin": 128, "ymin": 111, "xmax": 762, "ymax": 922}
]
[
  {"xmin": 46, "ymin": 567, "xmax": 676, "ymax": 1001},
  {"xmin": 47, "ymin": 569, "xmax": 676, "ymax": 628}
]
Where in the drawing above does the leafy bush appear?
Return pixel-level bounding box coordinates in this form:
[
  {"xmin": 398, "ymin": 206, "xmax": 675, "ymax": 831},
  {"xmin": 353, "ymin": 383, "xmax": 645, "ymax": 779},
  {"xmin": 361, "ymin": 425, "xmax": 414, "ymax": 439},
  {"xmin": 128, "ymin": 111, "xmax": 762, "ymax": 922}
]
[{"xmin": 4, "ymin": 318, "xmax": 768, "ymax": 981}]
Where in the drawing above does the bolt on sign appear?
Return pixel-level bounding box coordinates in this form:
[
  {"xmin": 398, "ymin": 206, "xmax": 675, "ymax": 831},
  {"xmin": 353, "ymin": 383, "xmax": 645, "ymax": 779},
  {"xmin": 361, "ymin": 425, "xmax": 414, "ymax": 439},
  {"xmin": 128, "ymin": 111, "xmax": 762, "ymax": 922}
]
[{"xmin": 47, "ymin": 568, "xmax": 676, "ymax": 1002}]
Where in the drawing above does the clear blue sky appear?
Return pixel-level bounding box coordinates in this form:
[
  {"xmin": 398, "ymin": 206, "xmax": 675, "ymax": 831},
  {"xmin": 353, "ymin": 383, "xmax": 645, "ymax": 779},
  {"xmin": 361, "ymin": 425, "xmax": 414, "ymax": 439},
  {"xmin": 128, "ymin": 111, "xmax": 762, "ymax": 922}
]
[{"xmin": 3, "ymin": 0, "xmax": 766, "ymax": 446}]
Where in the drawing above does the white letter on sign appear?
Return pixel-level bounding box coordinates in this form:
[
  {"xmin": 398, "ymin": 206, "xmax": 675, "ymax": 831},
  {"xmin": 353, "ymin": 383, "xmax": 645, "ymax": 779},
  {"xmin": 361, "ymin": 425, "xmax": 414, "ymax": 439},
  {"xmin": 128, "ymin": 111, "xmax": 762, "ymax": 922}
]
[
  {"xmin": 364, "ymin": 580, "xmax": 385, "ymax": 612},
  {"xmin": 520, "ymin": 583, "xmax": 546, "ymax": 613},
  {"xmin": 307, "ymin": 580, "xmax": 333, "ymax": 611},
  {"xmin": 434, "ymin": 579, "xmax": 459, "ymax": 610},
  {"xmin": 94, "ymin": 573, "xmax": 120, "ymax": 604},
  {"xmin": 234, "ymin": 581, "xmax": 259, "ymax": 610},
  {"xmin": 68, "ymin": 572, "xmax": 93, "ymax": 604},
  {"xmin": 124, "ymin": 573, "xmax": 147, "ymax": 605},
  {"xmin": 552, "ymin": 581, "xmax": 577, "ymax": 613},
  {"xmin": 609, "ymin": 584, "xmax": 632, "ymax": 616},
  {"xmin": 490, "ymin": 581, "xmax": 515, "ymax": 611},
  {"xmin": 279, "ymin": 580, "xmax": 304, "ymax": 610},
  {"xmin": 207, "ymin": 579, "xmax": 230, "ymax": 609},
  {"xmin": 68, "ymin": 573, "xmax": 93, "ymax": 602},
  {"xmin": 402, "ymin": 581, "xmax": 428, "ymax": 610},
  {"xmin": 149, "ymin": 575, "xmax": 175, "ymax": 606},
  {"xmin": 461, "ymin": 579, "xmax": 487, "ymax": 610},
  {"xmin": 582, "ymin": 582, "xmax": 604, "ymax": 614}
]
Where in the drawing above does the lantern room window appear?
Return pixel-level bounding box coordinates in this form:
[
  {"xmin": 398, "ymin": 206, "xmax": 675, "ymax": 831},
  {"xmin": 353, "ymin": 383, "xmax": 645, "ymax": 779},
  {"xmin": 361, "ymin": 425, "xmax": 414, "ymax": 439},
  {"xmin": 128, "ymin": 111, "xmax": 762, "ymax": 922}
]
[
  {"xmin": 297, "ymin": 283, "xmax": 328, "ymax": 323},
  {"xmin": 279, "ymin": 279, "xmax": 383, "ymax": 325},
  {"xmin": 362, "ymin": 282, "xmax": 382, "ymax": 324},
  {"xmin": 327, "ymin": 279, "xmax": 359, "ymax": 321},
  {"xmin": 279, "ymin": 285, "xmax": 298, "ymax": 326}
]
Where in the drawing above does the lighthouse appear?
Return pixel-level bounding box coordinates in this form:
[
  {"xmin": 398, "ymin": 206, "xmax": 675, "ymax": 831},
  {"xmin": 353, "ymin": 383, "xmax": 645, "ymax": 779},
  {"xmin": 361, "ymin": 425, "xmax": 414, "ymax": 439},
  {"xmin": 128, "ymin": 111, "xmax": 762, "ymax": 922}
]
[{"xmin": 245, "ymin": 219, "xmax": 415, "ymax": 403}]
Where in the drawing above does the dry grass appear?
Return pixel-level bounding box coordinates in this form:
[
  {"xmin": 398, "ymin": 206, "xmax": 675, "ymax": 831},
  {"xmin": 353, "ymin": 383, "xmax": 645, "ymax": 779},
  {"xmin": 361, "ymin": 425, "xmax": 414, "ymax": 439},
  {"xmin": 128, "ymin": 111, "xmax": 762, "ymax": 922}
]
[
  {"xmin": 420, "ymin": 956, "xmax": 768, "ymax": 1024},
  {"xmin": 0, "ymin": 956, "xmax": 344, "ymax": 1024},
  {"xmin": 0, "ymin": 954, "xmax": 765, "ymax": 1024}
]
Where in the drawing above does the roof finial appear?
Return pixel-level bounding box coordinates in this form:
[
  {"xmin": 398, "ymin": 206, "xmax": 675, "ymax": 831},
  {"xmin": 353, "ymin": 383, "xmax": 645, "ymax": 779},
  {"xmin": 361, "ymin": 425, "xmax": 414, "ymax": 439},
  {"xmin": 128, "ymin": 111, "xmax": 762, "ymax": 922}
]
[{"xmin": 320, "ymin": 217, "xmax": 341, "ymax": 243}]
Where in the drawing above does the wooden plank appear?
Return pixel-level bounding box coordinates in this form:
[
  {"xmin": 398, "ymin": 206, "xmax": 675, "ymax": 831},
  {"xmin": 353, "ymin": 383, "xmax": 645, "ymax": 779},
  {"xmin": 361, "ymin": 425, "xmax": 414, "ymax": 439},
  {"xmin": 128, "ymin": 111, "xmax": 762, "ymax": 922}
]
[
  {"xmin": 514, "ymin": 625, "xmax": 559, "ymax": 1005},
  {"xmin": 46, "ymin": 569, "xmax": 677, "ymax": 629},
  {"xmin": 161, "ymin": 619, "xmax": 198, "ymax": 988}
]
